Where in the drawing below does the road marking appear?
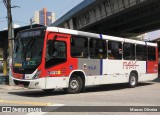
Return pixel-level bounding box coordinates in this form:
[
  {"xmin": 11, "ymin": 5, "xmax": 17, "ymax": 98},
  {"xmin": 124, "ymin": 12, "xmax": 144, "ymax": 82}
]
[{"xmin": 0, "ymin": 99, "xmax": 53, "ymax": 106}]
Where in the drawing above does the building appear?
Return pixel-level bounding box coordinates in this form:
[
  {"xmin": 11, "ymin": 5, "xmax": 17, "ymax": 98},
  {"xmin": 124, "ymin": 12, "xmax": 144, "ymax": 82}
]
[{"xmin": 34, "ymin": 8, "xmax": 56, "ymax": 26}]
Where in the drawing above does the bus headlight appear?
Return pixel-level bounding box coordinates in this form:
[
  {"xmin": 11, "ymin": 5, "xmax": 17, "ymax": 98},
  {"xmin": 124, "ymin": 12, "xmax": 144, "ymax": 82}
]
[{"xmin": 33, "ymin": 70, "xmax": 41, "ymax": 79}]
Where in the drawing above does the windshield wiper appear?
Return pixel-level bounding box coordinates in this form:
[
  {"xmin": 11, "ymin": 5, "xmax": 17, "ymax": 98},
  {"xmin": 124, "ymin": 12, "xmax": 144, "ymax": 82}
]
[{"xmin": 20, "ymin": 38, "xmax": 35, "ymax": 65}]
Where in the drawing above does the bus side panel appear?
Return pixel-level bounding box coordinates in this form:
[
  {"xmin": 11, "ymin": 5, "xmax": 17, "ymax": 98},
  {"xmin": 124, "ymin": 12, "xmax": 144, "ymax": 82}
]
[
  {"xmin": 138, "ymin": 73, "xmax": 158, "ymax": 82},
  {"xmin": 147, "ymin": 47, "xmax": 158, "ymax": 74},
  {"xmin": 45, "ymin": 57, "xmax": 78, "ymax": 89},
  {"xmin": 78, "ymin": 58, "xmax": 101, "ymax": 86},
  {"xmin": 44, "ymin": 32, "xmax": 79, "ymax": 89},
  {"xmin": 102, "ymin": 60, "xmax": 146, "ymax": 84},
  {"xmin": 147, "ymin": 61, "xmax": 158, "ymax": 73}
]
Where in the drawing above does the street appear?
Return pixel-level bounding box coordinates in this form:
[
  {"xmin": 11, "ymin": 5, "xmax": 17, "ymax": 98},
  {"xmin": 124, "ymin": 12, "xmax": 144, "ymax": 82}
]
[{"xmin": 0, "ymin": 78, "xmax": 160, "ymax": 114}]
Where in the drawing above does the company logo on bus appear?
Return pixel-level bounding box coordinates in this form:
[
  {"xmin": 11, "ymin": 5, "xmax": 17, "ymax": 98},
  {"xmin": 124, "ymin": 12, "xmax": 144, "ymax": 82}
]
[
  {"xmin": 88, "ymin": 65, "xmax": 97, "ymax": 70},
  {"xmin": 123, "ymin": 61, "xmax": 139, "ymax": 69}
]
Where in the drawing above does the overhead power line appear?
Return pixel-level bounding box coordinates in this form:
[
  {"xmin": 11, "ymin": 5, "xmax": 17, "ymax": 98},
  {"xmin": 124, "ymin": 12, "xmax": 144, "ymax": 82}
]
[
  {"xmin": 13, "ymin": 20, "xmax": 29, "ymax": 25},
  {"xmin": 0, "ymin": 17, "xmax": 6, "ymax": 19}
]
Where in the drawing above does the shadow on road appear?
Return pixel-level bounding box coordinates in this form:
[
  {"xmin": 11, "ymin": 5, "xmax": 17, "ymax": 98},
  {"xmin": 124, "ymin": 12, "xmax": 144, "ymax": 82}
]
[
  {"xmin": 85, "ymin": 82, "xmax": 154, "ymax": 93},
  {"xmin": 8, "ymin": 82, "xmax": 154, "ymax": 97},
  {"xmin": 8, "ymin": 89, "xmax": 67, "ymax": 97}
]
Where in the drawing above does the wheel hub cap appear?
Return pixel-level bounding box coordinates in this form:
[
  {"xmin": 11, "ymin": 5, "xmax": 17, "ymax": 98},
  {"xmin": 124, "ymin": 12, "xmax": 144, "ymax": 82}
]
[
  {"xmin": 131, "ymin": 76, "xmax": 136, "ymax": 86},
  {"xmin": 70, "ymin": 80, "xmax": 79, "ymax": 90}
]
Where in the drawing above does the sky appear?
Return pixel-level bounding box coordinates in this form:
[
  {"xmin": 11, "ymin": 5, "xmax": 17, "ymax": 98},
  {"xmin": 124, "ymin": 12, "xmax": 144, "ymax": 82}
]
[
  {"xmin": 0, "ymin": 0, "xmax": 84, "ymax": 30},
  {"xmin": 147, "ymin": 30, "xmax": 160, "ymax": 41}
]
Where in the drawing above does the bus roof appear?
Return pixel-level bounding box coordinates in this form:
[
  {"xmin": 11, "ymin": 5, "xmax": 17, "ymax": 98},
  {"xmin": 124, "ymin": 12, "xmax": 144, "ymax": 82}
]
[
  {"xmin": 47, "ymin": 27, "xmax": 100, "ymax": 38},
  {"xmin": 46, "ymin": 27, "xmax": 157, "ymax": 47}
]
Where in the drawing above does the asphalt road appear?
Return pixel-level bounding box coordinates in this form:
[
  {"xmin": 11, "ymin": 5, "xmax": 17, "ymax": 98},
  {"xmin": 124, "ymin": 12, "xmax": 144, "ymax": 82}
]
[{"xmin": 0, "ymin": 78, "xmax": 160, "ymax": 115}]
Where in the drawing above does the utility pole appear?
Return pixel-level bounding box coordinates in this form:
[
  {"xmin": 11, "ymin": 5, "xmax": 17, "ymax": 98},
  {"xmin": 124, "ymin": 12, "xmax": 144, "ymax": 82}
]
[
  {"xmin": 3, "ymin": 0, "xmax": 13, "ymax": 75},
  {"xmin": 30, "ymin": 18, "xmax": 34, "ymax": 28},
  {"xmin": 7, "ymin": 0, "xmax": 13, "ymax": 57}
]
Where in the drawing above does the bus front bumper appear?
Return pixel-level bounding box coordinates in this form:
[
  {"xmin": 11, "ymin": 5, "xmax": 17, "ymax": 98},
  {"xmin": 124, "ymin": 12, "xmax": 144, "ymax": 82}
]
[{"xmin": 11, "ymin": 77, "xmax": 46, "ymax": 89}]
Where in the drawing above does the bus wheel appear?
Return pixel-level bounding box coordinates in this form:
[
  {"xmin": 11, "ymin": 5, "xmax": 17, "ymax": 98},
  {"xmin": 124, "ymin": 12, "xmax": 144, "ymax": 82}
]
[
  {"xmin": 129, "ymin": 73, "xmax": 138, "ymax": 88},
  {"xmin": 67, "ymin": 75, "xmax": 83, "ymax": 94},
  {"xmin": 42, "ymin": 89, "xmax": 54, "ymax": 93}
]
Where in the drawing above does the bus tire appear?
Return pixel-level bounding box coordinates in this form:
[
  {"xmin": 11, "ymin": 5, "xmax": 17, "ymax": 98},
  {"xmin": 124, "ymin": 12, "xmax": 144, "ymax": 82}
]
[
  {"xmin": 129, "ymin": 73, "xmax": 138, "ymax": 88},
  {"xmin": 67, "ymin": 75, "xmax": 83, "ymax": 94}
]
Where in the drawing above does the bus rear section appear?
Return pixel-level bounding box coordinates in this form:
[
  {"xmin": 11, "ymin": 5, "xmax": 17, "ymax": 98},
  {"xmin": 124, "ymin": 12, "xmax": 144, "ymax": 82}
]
[{"xmin": 11, "ymin": 27, "xmax": 158, "ymax": 93}]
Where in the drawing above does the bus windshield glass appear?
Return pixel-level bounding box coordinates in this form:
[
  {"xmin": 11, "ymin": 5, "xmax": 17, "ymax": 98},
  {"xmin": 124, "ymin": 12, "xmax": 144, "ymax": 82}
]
[{"xmin": 13, "ymin": 28, "xmax": 45, "ymax": 74}]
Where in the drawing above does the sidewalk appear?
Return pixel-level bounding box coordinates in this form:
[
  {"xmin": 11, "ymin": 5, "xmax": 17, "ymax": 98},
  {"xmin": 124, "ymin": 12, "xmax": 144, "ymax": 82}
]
[
  {"xmin": 0, "ymin": 73, "xmax": 25, "ymax": 90},
  {"xmin": 0, "ymin": 73, "xmax": 9, "ymax": 85},
  {"xmin": 0, "ymin": 84, "xmax": 25, "ymax": 90}
]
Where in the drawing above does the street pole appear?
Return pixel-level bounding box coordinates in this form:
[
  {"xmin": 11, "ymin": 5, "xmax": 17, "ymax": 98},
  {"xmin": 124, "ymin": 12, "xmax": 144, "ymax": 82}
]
[
  {"xmin": 30, "ymin": 18, "xmax": 35, "ymax": 28},
  {"xmin": 7, "ymin": 0, "xmax": 13, "ymax": 58},
  {"xmin": 30, "ymin": 18, "xmax": 32, "ymax": 28},
  {"xmin": 2, "ymin": 0, "xmax": 13, "ymax": 75}
]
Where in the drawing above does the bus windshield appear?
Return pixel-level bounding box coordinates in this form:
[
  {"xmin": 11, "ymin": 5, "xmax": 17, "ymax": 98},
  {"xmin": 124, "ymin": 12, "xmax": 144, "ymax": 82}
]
[{"xmin": 13, "ymin": 28, "xmax": 45, "ymax": 74}]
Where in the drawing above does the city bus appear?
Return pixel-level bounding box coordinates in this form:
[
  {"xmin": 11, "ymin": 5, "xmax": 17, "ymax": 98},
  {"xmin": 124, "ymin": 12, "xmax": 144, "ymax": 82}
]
[{"xmin": 11, "ymin": 27, "xmax": 158, "ymax": 93}]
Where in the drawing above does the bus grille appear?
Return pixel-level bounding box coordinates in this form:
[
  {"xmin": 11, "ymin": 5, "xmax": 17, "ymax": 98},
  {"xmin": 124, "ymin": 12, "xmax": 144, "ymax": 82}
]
[{"xmin": 14, "ymin": 80, "xmax": 30, "ymax": 87}]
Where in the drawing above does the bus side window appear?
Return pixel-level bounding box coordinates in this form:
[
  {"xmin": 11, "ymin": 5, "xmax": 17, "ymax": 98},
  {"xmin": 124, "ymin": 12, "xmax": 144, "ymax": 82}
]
[
  {"xmin": 108, "ymin": 41, "xmax": 122, "ymax": 60},
  {"xmin": 123, "ymin": 43, "xmax": 135, "ymax": 60},
  {"xmin": 148, "ymin": 46, "xmax": 156, "ymax": 61},
  {"xmin": 71, "ymin": 36, "xmax": 88, "ymax": 58},
  {"xmin": 46, "ymin": 40, "xmax": 67, "ymax": 68},
  {"xmin": 89, "ymin": 39, "xmax": 107, "ymax": 59},
  {"xmin": 136, "ymin": 45, "xmax": 147, "ymax": 61}
]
